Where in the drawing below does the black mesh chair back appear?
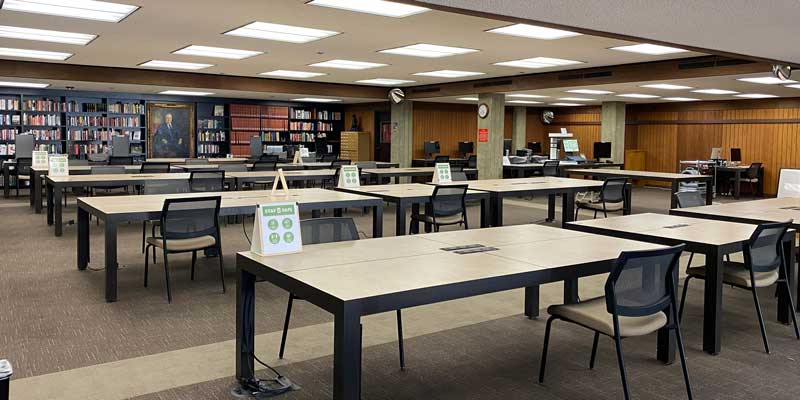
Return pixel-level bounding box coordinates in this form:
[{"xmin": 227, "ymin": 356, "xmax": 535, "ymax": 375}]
[
  {"xmin": 184, "ymin": 159, "xmax": 209, "ymax": 165},
  {"xmin": 91, "ymin": 165, "xmax": 126, "ymax": 175},
  {"xmin": 320, "ymin": 154, "xmax": 337, "ymax": 162},
  {"xmin": 251, "ymin": 160, "xmax": 277, "ymax": 171},
  {"xmin": 601, "ymin": 178, "xmax": 627, "ymax": 203},
  {"xmin": 431, "ymin": 184, "xmax": 468, "ymax": 219},
  {"xmin": 745, "ymin": 221, "xmax": 791, "ymax": 273},
  {"xmin": 434, "ymin": 155, "xmax": 450, "ymax": 164},
  {"xmin": 220, "ymin": 164, "xmax": 248, "ymax": 173},
  {"xmin": 259, "ymin": 154, "xmax": 280, "ymax": 162},
  {"xmin": 108, "ymin": 156, "xmax": 133, "ymax": 165},
  {"xmin": 452, "ymin": 171, "xmax": 468, "ymax": 181},
  {"xmin": 160, "ymin": 197, "xmax": 221, "ymax": 242},
  {"xmin": 467, "ymin": 155, "xmax": 477, "ymax": 168},
  {"xmin": 189, "ymin": 170, "xmax": 225, "ymax": 192},
  {"xmin": 15, "ymin": 157, "xmax": 32, "ymax": 175},
  {"xmin": 71, "ymin": 159, "xmax": 89, "ymax": 166},
  {"xmin": 143, "ymin": 180, "xmax": 189, "ymax": 195},
  {"xmin": 746, "ymin": 162, "xmax": 762, "ymax": 179},
  {"xmin": 140, "ymin": 162, "xmax": 171, "ymax": 174},
  {"xmin": 331, "ymin": 159, "xmax": 351, "ymax": 169},
  {"xmin": 542, "ymin": 160, "xmax": 560, "ymax": 177},
  {"xmin": 674, "ymin": 191, "xmax": 705, "ymax": 208},
  {"xmin": 300, "ymin": 217, "xmax": 359, "ymax": 245},
  {"xmin": 357, "ymin": 161, "xmax": 377, "ymax": 170},
  {"xmin": 605, "ymin": 244, "xmax": 685, "ymax": 317}
]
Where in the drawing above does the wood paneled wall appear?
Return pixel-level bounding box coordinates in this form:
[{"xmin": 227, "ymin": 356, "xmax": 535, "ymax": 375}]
[{"xmin": 410, "ymin": 102, "xmax": 514, "ymax": 158}]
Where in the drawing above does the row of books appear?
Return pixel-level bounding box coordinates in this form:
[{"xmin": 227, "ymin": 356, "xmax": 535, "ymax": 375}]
[
  {"xmin": 24, "ymin": 114, "xmax": 60, "ymax": 126},
  {"xmin": 289, "ymin": 121, "xmax": 316, "ymax": 131},
  {"xmin": 291, "ymin": 109, "xmax": 315, "ymax": 120},
  {"xmin": 197, "ymin": 143, "xmax": 222, "ymax": 154},
  {"xmin": 35, "ymin": 143, "xmax": 60, "ymax": 153},
  {"xmin": 229, "ymin": 104, "xmax": 290, "ymax": 118},
  {"xmin": 0, "ymin": 98, "xmax": 19, "ymax": 111},
  {"xmin": 230, "ymin": 144, "xmax": 250, "ymax": 157},
  {"xmin": 0, "ymin": 129, "xmax": 17, "ymax": 140},
  {"xmin": 259, "ymin": 131, "xmax": 318, "ymax": 142},
  {"xmin": 0, "ymin": 115, "xmax": 20, "ymax": 125},
  {"xmin": 108, "ymin": 117, "xmax": 140, "ymax": 127},
  {"xmin": 198, "ymin": 119, "xmax": 224, "ymax": 129},
  {"xmin": 30, "ymin": 130, "xmax": 61, "ymax": 140},
  {"xmin": 316, "ymin": 110, "xmax": 342, "ymax": 121},
  {"xmin": 23, "ymin": 99, "xmax": 64, "ymax": 112},
  {"xmin": 198, "ymin": 130, "xmax": 226, "ymax": 142},
  {"xmin": 67, "ymin": 129, "xmax": 114, "ymax": 141},
  {"xmin": 68, "ymin": 102, "xmax": 106, "ymax": 113},
  {"xmin": 230, "ymin": 131, "xmax": 258, "ymax": 145},
  {"xmin": 0, "ymin": 144, "xmax": 14, "ymax": 155},
  {"xmin": 108, "ymin": 102, "xmax": 144, "ymax": 114},
  {"xmin": 71, "ymin": 143, "xmax": 108, "ymax": 155},
  {"xmin": 317, "ymin": 122, "xmax": 335, "ymax": 132},
  {"xmin": 231, "ymin": 118, "xmax": 289, "ymax": 131},
  {"xmin": 289, "ymin": 132, "xmax": 316, "ymax": 142},
  {"xmin": 67, "ymin": 115, "xmax": 105, "ymax": 126}
]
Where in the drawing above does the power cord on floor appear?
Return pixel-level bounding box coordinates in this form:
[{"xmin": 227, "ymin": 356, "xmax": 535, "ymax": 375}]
[{"xmin": 231, "ymin": 353, "xmax": 300, "ymax": 398}]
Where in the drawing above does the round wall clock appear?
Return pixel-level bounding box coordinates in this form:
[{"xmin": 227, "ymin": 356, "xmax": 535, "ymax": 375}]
[{"xmin": 478, "ymin": 103, "xmax": 489, "ymax": 119}]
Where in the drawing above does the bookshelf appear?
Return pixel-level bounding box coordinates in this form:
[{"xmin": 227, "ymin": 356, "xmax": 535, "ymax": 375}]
[
  {"xmin": 196, "ymin": 103, "xmax": 228, "ymax": 157},
  {"xmin": 65, "ymin": 96, "xmax": 145, "ymax": 159},
  {"xmin": 0, "ymin": 96, "xmax": 20, "ymax": 157}
]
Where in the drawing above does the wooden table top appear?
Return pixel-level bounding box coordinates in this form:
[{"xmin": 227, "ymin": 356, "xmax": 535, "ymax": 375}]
[
  {"xmin": 238, "ymin": 224, "xmax": 661, "ymax": 301},
  {"xmin": 337, "ymin": 183, "xmax": 486, "ymax": 199},
  {"xmin": 147, "ymin": 157, "xmax": 248, "ymax": 164},
  {"xmin": 670, "ymin": 197, "xmax": 800, "ymax": 226},
  {"xmin": 31, "ymin": 165, "xmax": 142, "ymax": 172},
  {"xmin": 47, "ymin": 172, "xmax": 190, "ymax": 184},
  {"xmin": 431, "ymin": 177, "xmax": 604, "ymax": 192},
  {"xmin": 227, "ymin": 169, "xmax": 336, "ymax": 179},
  {"xmin": 568, "ymin": 213, "xmax": 759, "ymax": 246},
  {"xmin": 569, "ymin": 168, "xmax": 712, "ymax": 181}
]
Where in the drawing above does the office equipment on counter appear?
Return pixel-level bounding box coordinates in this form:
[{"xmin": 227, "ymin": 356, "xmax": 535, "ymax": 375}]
[{"xmin": 424, "ymin": 141, "xmax": 440, "ymax": 157}]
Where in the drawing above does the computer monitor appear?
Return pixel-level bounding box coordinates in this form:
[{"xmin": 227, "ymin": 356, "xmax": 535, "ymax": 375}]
[
  {"xmin": 563, "ymin": 139, "xmax": 579, "ymax": 153},
  {"xmin": 516, "ymin": 149, "xmax": 531, "ymax": 157},
  {"xmin": 731, "ymin": 148, "xmax": 742, "ymax": 162},
  {"xmin": 424, "ymin": 141, "xmax": 440, "ymax": 156},
  {"xmin": 503, "ymin": 139, "xmax": 512, "ymax": 156},
  {"xmin": 527, "ymin": 141, "xmax": 542, "ymax": 154},
  {"xmin": 593, "ymin": 142, "xmax": 612, "ymax": 160},
  {"xmin": 458, "ymin": 141, "xmax": 474, "ymax": 156}
]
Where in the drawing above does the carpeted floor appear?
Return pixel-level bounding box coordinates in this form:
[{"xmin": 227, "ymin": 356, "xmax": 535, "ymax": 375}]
[{"xmin": 2, "ymin": 185, "xmax": 798, "ymax": 399}]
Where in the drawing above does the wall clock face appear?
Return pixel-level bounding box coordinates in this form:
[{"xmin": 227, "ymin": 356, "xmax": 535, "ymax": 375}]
[{"xmin": 478, "ymin": 103, "xmax": 489, "ymax": 119}]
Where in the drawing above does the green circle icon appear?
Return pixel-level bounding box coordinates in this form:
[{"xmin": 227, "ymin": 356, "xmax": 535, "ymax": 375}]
[
  {"xmin": 282, "ymin": 218, "xmax": 293, "ymax": 229},
  {"xmin": 283, "ymin": 231, "xmax": 295, "ymax": 243},
  {"xmin": 268, "ymin": 219, "xmax": 279, "ymax": 230},
  {"xmin": 269, "ymin": 233, "xmax": 280, "ymax": 244}
]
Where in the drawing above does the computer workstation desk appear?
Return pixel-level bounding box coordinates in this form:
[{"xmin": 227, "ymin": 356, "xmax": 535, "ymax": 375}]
[
  {"xmin": 77, "ymin": 188, "xmax": 383, "ymax": 302},
  {"xmin": 361, "ymin": 167, "xmax": 477, "ymax": 184},
  {"xmin": 235, "ymin": 224, "xmax": 669, "ymax": 399},
  {"xmin": 504, "ymin": 161, "xmax": 624, "ymax": 178},
  {"xmin": 680, "ymin": 161, "xmax": 764, "ymax": 199}
]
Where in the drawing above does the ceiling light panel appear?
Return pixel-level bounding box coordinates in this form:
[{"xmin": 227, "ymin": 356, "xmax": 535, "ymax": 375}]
[
  {"xmin": 139, "ymin": 60, "xmax": 213, "ymax": 70},
  {"xmin": 292, "ymin": 97, "xmax": 341, "ymax": 102},
  {"xmin": 494, "ymin": 57, "xmax": 583, "ymax": 69},
  {"xmin": 2, "ymin": 0, "xmax": 139, "ymax": 23},
  {"xmin": 310, "ymin": 59, "xmax": 387, "ymax": 70},
  {"xmin": 508, "ymin": 100, "xmax": 543, "ymax": 104},
  {"xmin": 640, "ymin": 83, "xmax": 694, "ymax": 90},
  {"xmin": 173, "ymin": 45, "xmax": 262, "ymax": 60},
  {"xmin": 0, "ymin": 81, "xmax": 49, "ymax": 88},
  {"xmin": 737, "ymin": 76, "xmax": 798, "ymax": 85},
  {"xmin": 413, "ymin": 70, "xmax": 484, "ymax": 78},
  {"xmin": 260, "ymin": 70, "xmax": 326, "ymax": 78},
  {"xmin": 0, "ymin": 47, "xmax": 71, "ymax": 60},
  {"xmin": 356, "ymin": 78, "xmax": 415, "ymax": 85},
  {"xmin": 0, "ymin": 25, "xmax": 96, "ymax": 45},
  {"xmin": 159, "ymin": 90, "xmax": 214, "ymax": 96},
  {"xmin": 663, "ymin": 97, "xmax": 700, "ymax": 101},
  {"xmin": 550, "ymin": 103, "xmax": 583, "ymax": 106},
  {"xmin": 566, "ymin": 89, "xmax": 614, "ymax": 95},
  {"xmin": 691, "ymin": 89, "xmax": 739, "ymax": 95},
  {"xmin": 487, "ymin": 24, "xmax": 581, "ymax": 40},
  {"xmin": 610, "ymin": 44, "xmax": 688, "ymax": 55},
  {"xmin": 735, "ymin": 93, "xmax": 778, "ymax": 99},
  {"xmin": 307, "ymin": 0, "xmax": 430, "ymax": 18},
  {"xmin": 559, "ymin": 97, "xmax": 595, "ymax": 101},
  {"xmin": 225, "ymin": 22, "xmax": 339, "ymax": 43},
  {"xmin": 507, "ymin": 94, "xmax": 549, "ymax": 98},
  {"xmin": 786, "ymin": 84, "xmax": 800, "ymax": 89},
  {"xmin": 616, "ymin": 93, "xmax": 660, "ymax": 98},
  {"xmin": 457, "ymin": 97, "xmax": 478, "ymax": 101},
  {"xmin": 379, "ymin": 43, "xmax": 477, "ymax": 58}
]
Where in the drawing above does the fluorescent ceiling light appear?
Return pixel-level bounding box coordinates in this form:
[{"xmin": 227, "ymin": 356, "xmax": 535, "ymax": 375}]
[
  {"xmin": 356, "ymin": 78, "xmax": 415, "ymax": 85},
  {"xmin": 0, "ymin": 47, "xmax": 71, "ymax": 60},
  {"xmin": 508, "ymin": 100, "xmax": 543, "ymax": 104},
  {"xmin": 691, "ymin": 89, "xmax": 739, "ymax": 95},
  {"xmin": 2, "ymin": 0, "xmax": 139, "ymax": 23},
  {"xmin": 609, "ymin": 44, "xmax": 688, "ymax": 55},
  {"xmin": 786, "ymin": 84, "xmax": 800, "ymax": 89},
  {"xmin": 139, "ymin": 60, "xmax": 213, "ymax": 70},
  {"xmin": 616, "ymin": 93, "xmax": 660, "ymax": 99},
  {"xmin": 225, "ymin": 22, "xmax": 339, "ymax": 44},
  {"xmin": 487, "ymin": 23, "xmax": 581, "ymax": 40},
  {"xmin": 494, "ymin": 57, "xmax": 583, "ymax": 69},
  {"xmin": 735, "ymin": 93, "xmax": 778, "ymax": 99},
  {"xmin": 507, "ymin": 94, "xmax": 549, "ymax": 98},
  {"xmin": 737, "ymin": 76, "xmax": 798, "ymax": 85},
  {"xmin": 0, "ymin": 81, "xmax": 49, "ymax": 88},
  {"xmin": 260, "ymin": 70, "xmax": 326, "ymax": 78},
  {"xmin": 292, "ymin": 97, "xmax": 342, "ymax": 103},
  {"xmin": 159, "ymin": 90, "xmax": 214, "ymax": 96},
  {"xmin": 307, "ymin": 0, "xmax": 429, "ymax": 18},
  {"xmin": 551, "ymin": 103, "xmax": 583, "ymax": 106},
  {"xmin": 640, "ymin": 83, "xmax": 694, "ymax": 90},
  {"xmin": 0, "ymin": 25, "xmax": 96, "ymax": 45},
  {"xmin": 566, "ymin": 89, "xmax": 614, "ymax": 95},
  {"xmin": 379, "ymin": 43, "xmax": 477, "ymax": 58},
  {"xmin": 413, "ymin": 70, "xmax": 485, "ymax": 78},
  {"xmin": 173, "ymin": 45, "xmax": 262, "ymax": 60},
  {"xmin": 559, "ymin": 97, "xmax": 595, "ymax": 101},
  {"xmin": 663, "ymin": 97, "xmax": 700, "ymax": 101},
  {"xmin": 309, "ymin": 59, "xmax": 387, "ymax": 70},
  {"xmin": 457, "ymin": 97, "xmax": 478, "ymax": 101}
]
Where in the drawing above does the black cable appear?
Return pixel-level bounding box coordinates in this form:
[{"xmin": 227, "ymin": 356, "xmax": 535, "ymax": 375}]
[
  {"xmin": 252, "ymin": 353, "xmax": 283, "ymax": 379},
  {"xmin": 242, "ymin": 214, "xmax": 252, "ymax": 244}
]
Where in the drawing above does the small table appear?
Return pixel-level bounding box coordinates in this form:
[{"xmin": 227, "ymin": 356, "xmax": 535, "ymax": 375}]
[
  {"xmin": 336, "ymin": 183, "xmax": 490, "ymax": 236},
  {"xmin": 30, "ymin": 165, "xmax": 143, "ymax": 213},
  {"xmin": 227, "ymin": 169, "xmax": 337, "ymax": 190},
  {"xmin": 362, "ymin": 167, "xmax": 477, "ymax": 184},
  {"xmin": 567, "ymin": 213, "xmax": 796, "ymax": 356},
  {"xmin": 77, "ymin": 188, "xmax": 384, "ymax": 302},
  {"xmin": 714, "ymin": 165, "xmax": 763, "ymax": 199}
]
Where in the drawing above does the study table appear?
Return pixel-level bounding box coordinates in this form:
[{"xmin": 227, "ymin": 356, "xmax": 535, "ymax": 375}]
[
  {"xmin": 235, "ymin": 224, "xmax": 668, "ymax": 399},
  {"xmin": 147, "ymin": 157, "xmax": 248, "ymax": 164},
  {"xmin": 275, "ymin": 161, "xmax": 399, "ymax": 170},
  {"xmin": 361, "ymin": 167, "xmax": 477, "ymax": 183},
  {"xmin": 567, "ymin": 168, "xmax": 714, "ymax": 209},
  {"xmin": 227, "ymin": 169, "xmax": 337, "ymax": 190},
  {"xmin": 567, "ymin": 213, "xmax": 796, "ymax": 356},
  {"xmin": 30, "ymin": 165, "xmax": 145, "ymax": 212},
  {"xmin": 77, "ymin": 188, "xmax": 384, "ymax": 302},
  {"xmin": 335, "ymin": 183, "xmax": 490, "ymax": 236},
  {"xmin": 504, "ymin": 161, "xmax": 624, "ymax": 178}
]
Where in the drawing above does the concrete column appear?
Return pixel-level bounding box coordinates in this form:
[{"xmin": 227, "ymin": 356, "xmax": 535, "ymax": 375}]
[
  {"xmin": 600, "ymin": 101, "xmax": 626, "ymax": 162},
  {"xmin": 512, "ymin": 106, "xmax": 527, "ymax": 152},
  {"xmin": 390, "ymin": 100, "xmax": 413, "ymax": 168},
  {"xmin": 477, "ymin": 93, "xmax": 505, "ymax": 180}
]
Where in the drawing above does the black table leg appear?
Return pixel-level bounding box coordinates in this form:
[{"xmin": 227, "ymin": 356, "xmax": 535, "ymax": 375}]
[
  {"xmin": 54, "ymin": 187, "xmax": 63, "ymax": 237},
  {"xmin": 105, "ymin": 221, "xmax": 118, "ymax": 302},
  {"xmin": 372, "ymin": 205, "xmax": 383, "ymax": 238},
  {"xmin": 546, "ymin": 194, "xmax": 556, "ymax": 222},
  {"xmin": 480, "ymin": 197, "xmax": 489, "ymax": 228},
  {"xmin": 490, "ymin": 195, "xmax": 503, "ymax": 227},
  {"xmin": 564, "ymin": 279, "xmax": 579, "ymax": 304},
  {"xmin": 77, "ymin": 207, "xmax": 89, "ymax": 270},
  {"xmin": 34, "ymin": 171, "xmax": 43, "ymax": 213},
  {"xmin": 561, "ymin": 192, "xmax": 575, "ymax": 228},
  {"xmin": 333, "ymin": 303, "xmax": 362, "ymax": 400},
  {"xmin": 734, "ymin": 171, "xmax": 741, "ymax": 199},
  {"xmin": 623, "ymin": 184, "xmax": 632, "ymax": 215},
  {"xmin": 657, "ymin": 267, "xmax": 678, "ymax": 364},
  {"xmin": 703, "ymin": 249, "xmax": 723, "ymax": 355},
  {"xmin": 524, "ymin": 286, "xmax": 539, "ymax": 319},
  {"xmin": 410, "ymin": 203, "xmax": 421, "ymax": 234},
  {"xmin": 46, "ymin": 182, "xmax": 54, "ymax": 225},
  {"xmin": 29, "ymin": 169, "xmax": 35, "ymax": 207},
  {"xmin": 235, "ymin": 265, "xmax": 256, "ymax": 383},
  {"xmin": 395, "ymin": 203, "xmax": 407, "ymax": 236},
  {"xmin": 705, "ymin": 179, "xmax": 714, "ymax": 205},
  {"xmin": 670, "ymin": 181, "xmax": 679, "ymax": 209},
  {"xmin": 2, "ymin": 165, "xmax": 9, "ymax": 198},
  {"xmin": 333, "ymin": 208, "xmax": 343, "ymax": 217},
  {"xmin": 778, "ymin": 236, "xmax": 796, "ymax": 323}
]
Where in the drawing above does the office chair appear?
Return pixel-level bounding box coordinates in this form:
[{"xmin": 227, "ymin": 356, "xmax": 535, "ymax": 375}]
[
  {"xmin": 575, "ymin": 177, "xmax": 627, "ymax": 220},
  {"xmin": 320, "ymin": 154, "xmax": 337, "ymax": 163},
  {"xmin": 541, "ymin": 160, "xmax": 560, "ymax": 177},
  {"xmin": 467, "ymin": 155, "xmax": 477, "ymax": 169},
  {"xmin": 141, "ymin": 180, "xmax": 191, "ymax": 259},
  {"xmin": 189, "ymin": 170, "xmax": 225, "ymax": 192},
  {"xmin": 540, "ymin": 244, "xmax": 692, "ymax": 400},
  {"xmin": 259, "ymin": 154, "xmax": 280, "ymax": 163},
  {"xmin": 139, "ymin": 162, "xmax": 171, "ymax": 174},
  {"xmin": 451, "ymin": 171, "xmax": 468, "ymax": 182},
  {"xmin": 248, "ymin": 161, "xmax": 278, "ymax": 189},
  {"xmin": 331, "ymin": 159, "xmax": 351, "ymax": 168},
  {"xmin": 184, "ymin": 159, "xmax": 209, "ymax": 165},
  {"xmin": 90, "ymin": 165, "xmax": 128, "ymax": 196},
  {"xmin": 679, "ymin": 220, "xmax": 799, "ymax": 353},
  {"xmin": 674, "ymin": 191, "xmax": 706, "ymax": 267},
  {"xmin": 434, "ymin": 155, "xmax": 450, "ymax": 164},
  {"xmin": 12, "ymin": 157, "xmax": 31, "ymax": 197},
  {"xmin": 144, "ymin": 196, "xmax": 224, "ymax": 303},
  {"xmin": 108, "ymin": 156, "xmax": 133, "ymax": 165},
  {"xmin": 730, "ymin": 162, "xmax": 762, "ymax": 197},
  {"xmin": 410, "ymin": 184, "xmax": 469, "ymax": 233},
  {"xmin": 278, "ymin": 217, "xmax": 407, "ymax": 370}
]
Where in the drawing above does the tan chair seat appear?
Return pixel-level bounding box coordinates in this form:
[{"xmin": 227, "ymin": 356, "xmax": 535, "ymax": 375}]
[
  {"xmin": 414, "ymin": 213, "xmax": 464, "ymax": 225},
  {"xmin": 146, "ymin": 235, "xmax": 216, "ymax": 251},
  {"xmin": 548, "ymin": 296, "xmax": 667, "ymax": 337},
  {"xmin": 576, "ymin": 200, "xmax": 624, "ymax": 211},
  {"xmin": 687, "ymin": 262, "xmax": 778, "ymax": 288},
  {"xmin": 730, "ymin": 177, "xmax": 758, "ymax": 183}
]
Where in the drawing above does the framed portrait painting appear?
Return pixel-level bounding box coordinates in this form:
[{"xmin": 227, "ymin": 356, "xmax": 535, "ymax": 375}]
[{"xmin": 146, "ymin": 102, "xmax": 195, "ymax": 158}]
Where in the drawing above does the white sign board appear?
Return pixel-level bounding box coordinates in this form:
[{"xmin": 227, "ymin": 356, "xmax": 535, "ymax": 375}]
[
  {"xmin": 250, "ymin": 202, "xmax": 302, "ymax": 256},
  {"xmin": 777, "ymin": 169, "xmax": 800, "ymax": 198},
  {"xmin": 48, "ymin": 155, "xmax": 69, "ymax": 177},
  {"xmin": 300, "ymin": 147, "xmax": 309, "ymax": 157},
  {"xmin": 337, "ymin": 165, "xmax": 361, "ymax": 188},
  {"xmin": 32, "ymin": 150, "xmax": 48, "ymax": 168},
  {"xmin": 432, "ymin": 162, "xmax": 452, "ymax": 183}
]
